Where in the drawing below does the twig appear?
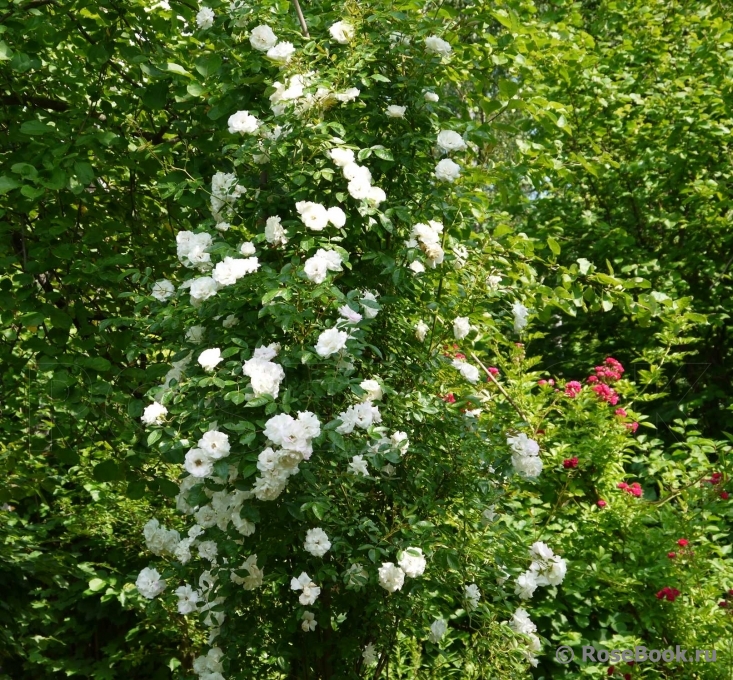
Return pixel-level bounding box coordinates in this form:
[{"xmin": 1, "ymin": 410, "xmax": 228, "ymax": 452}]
[
  {"xmin": 292, "ymin": 0, "xmax": 309, "ymax": 37},
  {"xmin": 470, "ymin": 351, "xmax": 529, "ymax": 423}
]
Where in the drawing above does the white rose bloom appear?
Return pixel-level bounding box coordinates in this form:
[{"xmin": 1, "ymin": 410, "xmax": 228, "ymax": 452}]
[
  {"xmin": 429, "ymin": 618, "xmax": 448, "ymax": 643},
  {"xmin": 196, "ymin": 6, "xmax": 215, "ymax": 29},
  {"xmin": 378, "ymin": 562, "xmax": 405, "ymax": 592},
  {"xmin": 212, "ymin": 256, "xmax": 260, "ymax": 286},
  {"xmin": 509, "ymin": 607, "xmax": 537, "ymax": 635},
  {"xmin": 515, "ymin": 570, "xmax": 539, "ymax": 600},
  {"xmin": 296, "ymin": 201, "xmax": 330, "ymax": 231},
  {"xmin": 336, "ymin": 401, "xmax": 381, "ymax": 434},
  {"xmin": 435, "ymin": 158, "xmax": 461, "ymax": 182},
  {"xmin": 198, "ymin": 540, "xmax": 218, "ymax": 562},
  {"xmin": 301, "ymin": 611, "xmax": 317, "ymax": 632},
  {"xmin": 425, "ymin": 35, "xmax": 452, "ymax": 56},
  {"xmin": 512, "ymin": 301, "xmax": 529, "ymax": 332},
  {"xmin": 304, "ymin": 528, "xmax": 331, "ymax": 557},
  {"xmin": 464, "ymin": 583, "xmax": 481, "ymax": 610},
  {"xmin": 437, "ymin": 130, "xmax": 467, "ymax": 153},
  {"xmin": 315, "ymin": 327, "xmax": 349, "ymax": 357},
  {"xmin": 184, "ymin": 448, "xmax": 213, "ymax": 478},
  {"xmin": 513, "ymin": 453, "xmax": 543, "ymax": 479},
  {"xmin": 249, "ymin": 24, "xmax": 278, "ymax": 51},
  {"xmin": 453, "ymin": 316, "xmax": 471, "ymax": 340},
  {"xmin": 151, "ymin": 279, "xmax": 175, "ymax": 301},
  {"xmin": 186, "ymin": 325, "xmax": 205, "ymax": 344},
  {"xmin": 530, "ymin": 541, "xmax": 554, "ymax": 561},
  {"xmin": 174, "ymin": 537, "xmax": 193, "ymax": 564},
  {"xmin": 487, "ymin": 274, "xmax": 503, "ymax": 289},
  {"xmin": 215, "ymin": 221, "xmax": 230, "ymax": 232},
  {"xmin": 198, "ymin": 430, "xmax": 230, "ymax": 459},
  {"xmin": 507, "ymin": 433, "xmax": 540, "ymax": 457},
  {"xmin": 264, "ymin": 215, "xmax": 288, "ymax": 245},
  {"xmin": 360, "ymin": 379, "xmax": 383, "ymax": 401},
  {"xmin": 398, "ymin": 547, "xmax": 426, "ymax": 578},
  {"xmin": 424, "ymin": 91, "xmax": 439, "ymax": 102},
  {"xmin": 453, "ymin": 359, "xmax": 480, "ymax": 384},
  {"xmin": 415, "ymin": 320, "xmax": 430, "ymax": 342},
  {"xmin": 343, "ymin": 163, "xmax": 372, "ymax": 182},
  {"xmin": 240, "ymin": 241, "xmax": 256, "ymax": 256},
  {"xmin": 409, "ymin": 260, "xmax": 426, "ymax": 274},
  {"xmin": 267, "ymin": 41, "xmax": 295, "ymax": 64},
  {"xmin": 545, "ymin": 555, "xmax": 567, "ymax": 585},
  {"xmin": 175, "ymin": 584, "xmax": 201, "ymax": 614},
  {"xmin": 136, "ymin": 567, "xmax": 166, "ymax": 599},
  {"xmin": 386, "ymin": 105, "xmax": 406, "ymax": 118},
  {"xmin": 227, "ymin": 110, "xmax": 260, "ymax": 135},
  {"xmin": 222, "ymin": 314, "xmax": 239, "ymax": 328},
  {"xmin": 304, "ymin": 248, "xmax": 343, "ymax": 284},
  {"xmin": 329, "ymin": 148, "xmax": 355, "ymax": 167},
  {"xmin": 366, "ymin": 185, "xmax": 387, "ymax": 206},
  {"xmin": 198, "ymin": 348, "xmax": 222, "ymax": 371},
  {"xmin": 329, "ymin": 20, "xmax": 354, "ymax": 43},
  {"xmin": 334, "ymin": 87, "xmax": 360, "ymax": 102},
  {"xmin": 326, "ymin": 206, "xmax": 347, "ymax": 227},
  {"xmin": 349, "ymin": 454, "xmax": 370, "ymax": 476},
  {"xmin": 347, "ymin": 176, "xmax": 372, "ymax": 200},
  {"xmin": 338, "ymin": 305, "xmax": 362, "ymax": 323},
  {"xmin": 189, "ymin": 276, "xmax": 219, "ymax": 304},
  {"xmin": 390, "ymin": 431, "xmax": 409, "ymax": 454},
  {"xmin": 242, "ymin": 350, "xmax": 286, "ymax": 399},
  {"xmin": 363, "ymin": 643, "xmax": 379, "ymax": 665},
  {"xmin": 141, "ymin": 402, "xmax": 167, "ymax": 426},
  {"xmin": 290, "ymin": 572, "xmax": 321, "ymax": 605},
  {"xmin": 360, "ymin": 290, "xmax": 379, "ymax": 318},
  {"xmin": 177, "ymin": 231, "xmax": 213, "ymax": 269}
]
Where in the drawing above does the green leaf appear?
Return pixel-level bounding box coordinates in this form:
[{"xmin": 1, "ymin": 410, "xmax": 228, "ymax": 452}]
[
  {"xmin": 195, "ymin": 54, "xmax": 222, "ymax": 78},
  {"xmin": 0, "ymin": 40, "xmax": 13, "ymax": 61},
  {"xmin": 20, "ymin": 120, "xmax": 53, "ymax": 136},
  {"xmin": 88, "ymin": 577, "xmax": 106, "ymax": 592},
  {"xmin": 158, "ymin": 479, "xmax": 179, "ymax": 498},
  {"xmin": 547, "ymin": 236, "xmax": 561, "ymax": 255},
  {"xmin": 126, "ymin": 480, "xmax": 147, "ymax": 500},
  {"xmin": 0, "ymin": 176, "xmax": 21, "ymax": 194},
  {"xmin": 93, "ymin": 460, "xmax": 124, "ymax": 482}
]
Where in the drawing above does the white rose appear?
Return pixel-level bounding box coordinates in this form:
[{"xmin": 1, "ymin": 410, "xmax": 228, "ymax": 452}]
[
  {"xmin": 453, "ymin": 316, "xmax": 471, "ymax": 340},
  {"xmin": 184, "ymin": 447, "xmax": 213, "ymax": 478},
  {"xmin": 398, "ymin": 547, "xmax": 426, "ymax": 578},
  {"xmin": 329, "ymin": 20, "xmax": 354, "ymax": 44},
  {"xmin": 386, "ymin": 105, "xmax": 406, "ymax": 118},
  {"xmin": 409, "ymin": 260, "xmax": 426, "ymax": 274},
  {"xmin": 196, "ymin": 6, "xmax": 215, "ymax": 30},
  {"xmin": 415, "ymin": 320, "xmax": 430, "ymax": 342},
  {"xmin": 151, "ymin": 279, "xmax": 175, "ymax": 301},
  {"xmin": 267, "ymin": 41, "xmax": 295, "ymax": 64},
  {"xmin": 435, "ymin": 158, "xmax": 461, "ymax": 182},
  {"xmin": 425, "ymin": 35, "xmax": 451, "ymax": 56},
  {"xmin": 198, "ymin": 348, "xmax": 222, "ymax": 371},
  {"xmin": 424, "ymin": 91, "xmax": 439, "ymax": 102},
  {"xmin": 378, "ymin": 562, "xmax": 405, "ymax": 592},
  {"xmin": 360, "ymin": 379, "xmax": 383, "ymax": 401},
  {"xmin": 249, "ymin": 25, "xmax": 278, "ymax": 52},
  {"xmin": 304, "ymin": 528, "xmax": 331, "ymax": 557},
  {"xmin": 240, "ymin": 242, "xmax": 256, "ymax": 256},
  {"xmin": 296, "ymin": 201, "xmax": 330, "ymax": 231},
  {"xmin": 228, "ymin": 110, "xmax": 260, "ymax": 135},
  {"xmin": 437, "ymin": 130, "xmax": 467, "ymax": 153},
  {"xmin": 329, "ymin": 148, "xmax": 355, "ymax": 167},
  {"xmin": 264, "ymin": 215, "xmax": 288, "ymax": 244},
  {"xmin": 326, "ymin": 206, "xmax": 346, "ymax": 228},
  {"xmin": 141, "ymin": 402, "xmax": 167, "ymax": 426},
  {"xmin": 315, "ymin": 327, "xmax": 349, "ymax": 357}
]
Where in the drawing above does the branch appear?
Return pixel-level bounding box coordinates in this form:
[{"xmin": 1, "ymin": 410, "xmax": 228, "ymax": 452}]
[
  {"xmin": 291, "ymin": 0, "xmax": 309, "ymax": 37},
  {"xmin": 1, "ymin": 93, "xmax": 70, "ymax": 112},
  {"xmin": 0, "ymin": 0, "xmax": 55, "ymax": 22},
  {"xmin": 470, "ymin": 351, "xmax": 529, "ymax": 423}
]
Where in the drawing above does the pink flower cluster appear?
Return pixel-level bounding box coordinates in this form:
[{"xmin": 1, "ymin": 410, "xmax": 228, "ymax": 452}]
[
  {"xmin": 564, "ymin": 381, "xmax": 582, "ymax": 398},
  {"xmin": 592, "ymin": 382, "xmax": 619, "ymax": 405},
  {"xmin": 656, "ymin": 586, "xmax": 681, "ymax": 602},
  {"xmin": 617, "ymin": 481, "xmax": 642, "ymax": 497},
  {"xmin": 589, "ymin": 357, "xmax": 624, "ymax": 383}
]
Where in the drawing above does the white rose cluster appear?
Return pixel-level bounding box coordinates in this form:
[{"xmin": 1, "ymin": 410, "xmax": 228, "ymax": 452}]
[
  {"xmin": 425, "ymin": 35, "xmax": 452, "ymax": 57},
  {"xmin": 336, "ymin": 400, "xmax": 382, "ymax": 434},
  {"xmin": 296, "ymin": 201, "xmax": 346, "ymax": 231},
  {"xmin": 304, "ymin": 248, "xmax": 343, "ymax": 283},
  {"xmin": 151, "ymin": 278, "xmax": 175, "ymax": 301},
  {"xmin": 507, "ymin": 432, "xmax": 543, "ymax": 479},
  {"xmin": 212, "ymin": 256, "xmax": 260, "ymax": 286},
  {"xmin": 315, "ymin": 327, "xmax": 349, "ymax": 357},
  {"xmin": 184, "ymin": 430, "xmax": 231, "ymax": 479},
  {"xmin": 230, "ymin": 554, "xmax": 264, "ymax": 590},
  {"xmin": 378, "ymin": 547, "xmax": 426, "ymax": 592},
  {"xmin": 177, "ymin": 231, "xmax": 213, "ymax": 270},
  {"xmin": 514, "ymin": 541, "xmax": 567, "ymax": 600},
  {"xmin": 409, "ymin": 220, "xmax": 444, "ymax": 268},
  {"xmin": 253, "ymin": 411, "xmax": 321, "ymax": 501},
  {"xmin": 242, "ymin": 343, "xmax": 285, "ymax": 399},
  {"xmin": 465, "ymin": 583, "xmax": 481, "ymax": 611},
  {"xmin": 264, "ymin": 215, "xmax": 287, "ymax": 245},
  {"xmin": 329, "ymin": 20, "xmax": 354, "ymax": 44},
  {"xmin": 141, "ymin": 401, "xmax": 167, "ymax": 426},
  {"xmin": 453, "ymin": 316, "xmax": 471, "ymax": 340},
  {"xmin": 196, "ymin": 6, "xmax": 214, "ymax": 30},
  {"xmin": 434, "ymin": 157, "xmax": 461, "ymax": 183},
  {"xmin": 328, "ymin": 148, "xmax": 387, "ymax": 206},
  {"xmin": 143, "ymin": 518, "xmax": 181, "ymax": 556},
  {"xmin": 507, "ymin": 608, "xmax": 542, "ymax": 667},
  {"xmin": 437, "ymin": 130, "xmax": 466, "ymax": 154},
  {"xmin": 512, "ymin": 301, "xmax": 530, "ymax": 332}
]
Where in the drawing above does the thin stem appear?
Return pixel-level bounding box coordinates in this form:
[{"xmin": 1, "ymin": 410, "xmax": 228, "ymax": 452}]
[
  {"xmin": 292, "ymin": 0, "xmax": 309, "ymax": 37},
  {"xmin": 470, "ymin": 352, "xmax": 529, "ymax": 423}
]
